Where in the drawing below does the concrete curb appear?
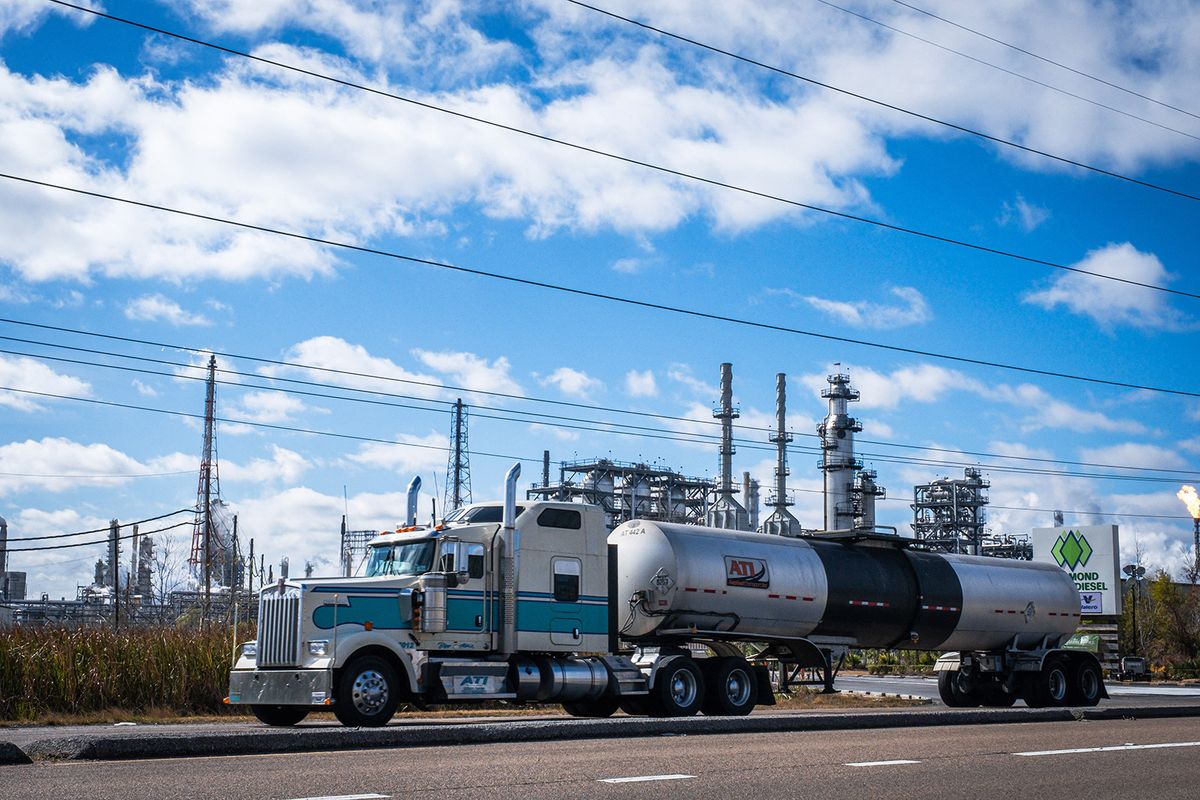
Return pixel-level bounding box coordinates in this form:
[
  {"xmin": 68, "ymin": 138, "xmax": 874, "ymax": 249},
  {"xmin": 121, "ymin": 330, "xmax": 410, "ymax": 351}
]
[{"xmin": 9, "ymin": 704, "xmax": 1200, "ymax": 763}]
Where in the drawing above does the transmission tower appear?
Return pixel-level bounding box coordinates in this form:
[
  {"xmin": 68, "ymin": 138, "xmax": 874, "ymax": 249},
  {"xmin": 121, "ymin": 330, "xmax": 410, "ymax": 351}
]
[
  {"xmin": 444, "ymin": 398, "xmax": 472, "ymax": 513},
  {"xmin": 190, "ymin": 355, "xmax": 221, "ymax": 613}
]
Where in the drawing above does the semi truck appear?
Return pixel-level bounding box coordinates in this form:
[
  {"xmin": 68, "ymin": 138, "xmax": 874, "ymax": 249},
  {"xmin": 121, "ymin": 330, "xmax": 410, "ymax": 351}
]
[{"xmin": 227, "ymin": 464, "xmax": 1105, "ymax": 726}]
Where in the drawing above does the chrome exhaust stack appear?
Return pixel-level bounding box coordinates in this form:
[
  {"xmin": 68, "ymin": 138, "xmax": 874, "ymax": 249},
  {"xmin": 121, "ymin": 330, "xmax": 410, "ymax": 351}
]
[
  {"xmin": 405, "ymin": 476, "xmax": 422, "ymax": 527},
  {"xmin": 500, "ymin": 462, "xmax": 521, "ymax": 655}
]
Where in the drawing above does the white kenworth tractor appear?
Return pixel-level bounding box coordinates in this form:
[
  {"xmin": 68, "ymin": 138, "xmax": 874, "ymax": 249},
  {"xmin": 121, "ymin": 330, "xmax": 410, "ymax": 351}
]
[{"xmin": 229, "ymin": 464, "xmax": 1104, "ymax": 726}]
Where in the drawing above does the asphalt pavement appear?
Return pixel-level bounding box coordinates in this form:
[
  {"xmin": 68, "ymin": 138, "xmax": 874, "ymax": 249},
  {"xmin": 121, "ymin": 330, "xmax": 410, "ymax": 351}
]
[
  {"xmin": 834, "ymin": 673, "xmax": 1200, "ymax": 703},
  {"xmin": 5, "ymin": 716, "xmax": 1199, "ymax": 799}
]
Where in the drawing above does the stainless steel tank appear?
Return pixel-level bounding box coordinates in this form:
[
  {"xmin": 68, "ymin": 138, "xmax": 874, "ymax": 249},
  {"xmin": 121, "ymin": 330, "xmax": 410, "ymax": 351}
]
[{"xmin": 610, "ymin": 520, "xmax": 1079, "ymax": 651}]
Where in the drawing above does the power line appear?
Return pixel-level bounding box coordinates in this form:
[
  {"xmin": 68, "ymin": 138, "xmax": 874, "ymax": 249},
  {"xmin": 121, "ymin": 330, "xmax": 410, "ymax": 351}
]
[
  {"xmin": 561, "ymin": 0, "xmax": 1200, "ymax": 203},
  {"xmin": 3, "ymin": 348, "xmax": 1197, "ymax": 486},
  {"xmin": 0, "ymin": 470, "xmax": 193, "ymax": 479},
  {"xmin": 6, "ymin": 509, "xmax": 194, "ymax": 542},
  {"xmin": 811, "ymin": 0, "xmax": 1200, "ymax": 142},
  {"xmin": 2, "ymin": 176, "xmax": 1198, "ymax": 399},
  {"xmin": 8, "ymin": 331, "xmax": 1197, "ymax": 478},
  {"xmin": 888, "ymin": 0, "xmax": 1200, "ymax": 123},
  {"xmin": 5, "ymin": 520, "xmax": 196, "ymax": 552},
  {"xmin": 40, "ymin": 0, "xmax": 1200, "ymax": 301}
]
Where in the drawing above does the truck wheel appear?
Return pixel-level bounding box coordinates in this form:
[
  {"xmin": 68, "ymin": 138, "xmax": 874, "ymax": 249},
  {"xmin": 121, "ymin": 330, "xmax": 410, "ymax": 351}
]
[
  {"xmin": 701, "ymin": 657, "xmax": 757, "ymax": 716},
  {"xmin": 562, "ymin": 697, "xmax": 620, "ymax": 718},
  {"xmin": 981, "ymin": 683, "xmax": 1016, "ymax": 707},
  {"xmin": 648, "ymin": 658, "xmax": 704, "ymax": 717},
  {"xmin": 937, "ymin": 670, "xmax": 979, "ymax": 707},
  {"xmin": 1068, "ymin": 660, "xmax": 1103, "ymax": 707},
  {"xmin": 618, "ymin": 698, "xmax": 649, "ymax": 716},
  {"xmin": 1023, "ymin": 657, "xmax": 1070, "ymax": 708},
  {"xmin": 251, "ymin": 704, "xmax": 309, "ymax": 726},
  {"xmin": 334, "ymin": 655, "xmax": 400, "ymax": 727}
]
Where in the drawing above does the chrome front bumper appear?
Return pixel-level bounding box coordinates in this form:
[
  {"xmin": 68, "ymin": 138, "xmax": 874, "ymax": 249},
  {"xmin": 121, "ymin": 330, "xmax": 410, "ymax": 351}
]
[{"xmin": 228, "ymin": 668, "xmax": 333, "ymax": 707}]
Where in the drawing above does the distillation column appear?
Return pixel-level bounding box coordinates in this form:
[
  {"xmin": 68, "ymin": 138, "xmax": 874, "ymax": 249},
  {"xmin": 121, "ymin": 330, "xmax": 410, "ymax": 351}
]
[
  {"xmin": 762, "ymin": 373, "xmax": 801, "ymax": 536},
  {"xmin": 818, "ymin": 370, "xmax": 863, "ymax": 531}
]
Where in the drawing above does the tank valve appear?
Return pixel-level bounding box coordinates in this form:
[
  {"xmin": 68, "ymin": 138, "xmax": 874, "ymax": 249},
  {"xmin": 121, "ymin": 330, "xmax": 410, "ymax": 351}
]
[{"xmin": 909, "ymin": 631, "xmax": 920, "ymax": 645}]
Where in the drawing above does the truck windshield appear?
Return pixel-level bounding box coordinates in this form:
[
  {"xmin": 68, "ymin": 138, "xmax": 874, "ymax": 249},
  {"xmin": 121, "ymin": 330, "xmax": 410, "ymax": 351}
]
[
  {"xmin": 364, "ymin": 540, "xmax": 435, "ymax": 577},
  {"xmin": 443, "ymin": 505, "xmax": 525, "ymax": 524}
]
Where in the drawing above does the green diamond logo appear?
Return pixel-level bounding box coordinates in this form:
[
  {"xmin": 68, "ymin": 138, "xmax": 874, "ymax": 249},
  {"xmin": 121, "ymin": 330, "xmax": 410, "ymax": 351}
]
[{"xmin": 1052, "ymin": 531, "xmax": 1093, "ymax": 570}]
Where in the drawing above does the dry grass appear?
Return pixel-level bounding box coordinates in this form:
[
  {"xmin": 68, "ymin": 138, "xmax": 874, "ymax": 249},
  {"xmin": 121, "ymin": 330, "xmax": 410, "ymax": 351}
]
[{"xmin": 0, "ymin": 625, "xmax": 245, "ymax": 722}]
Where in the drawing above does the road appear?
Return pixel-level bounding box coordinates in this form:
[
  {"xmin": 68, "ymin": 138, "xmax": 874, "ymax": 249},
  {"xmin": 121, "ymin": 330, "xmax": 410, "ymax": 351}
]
[
  {"xmin": 5, "ymin": 716, "xmax": 1198, "ymax": 799},
  {"xmin": 834, "ymin": 673, "xmax": 1200, "ymax": 702}
]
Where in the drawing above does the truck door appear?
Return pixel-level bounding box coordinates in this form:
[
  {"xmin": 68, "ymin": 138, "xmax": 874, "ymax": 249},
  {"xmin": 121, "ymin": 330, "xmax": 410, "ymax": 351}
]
[
  {"xmin": 549, "ymin": 556, "xmax": 583, "ymax": 647},
  {"xmin": 445, "ymin": 541, "xmax": 488, "ymax": 636}
]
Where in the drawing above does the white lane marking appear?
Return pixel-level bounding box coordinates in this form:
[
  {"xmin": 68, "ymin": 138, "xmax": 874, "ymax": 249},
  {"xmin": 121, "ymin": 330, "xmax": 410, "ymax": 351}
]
[
  {"xmin": 598, "ymin": 774, "xmax": 695, "ymax": 784},
  {"xmin": 1015, "ymin": 741, "xmax": 1200, "ymax": 757},
  {"xmin": 284, "ymin": 794, "xmax": 390, "ymax": 800},
  {"xmin": 846, "ymin": 759, "xmax": 921, "ymax": 767}
]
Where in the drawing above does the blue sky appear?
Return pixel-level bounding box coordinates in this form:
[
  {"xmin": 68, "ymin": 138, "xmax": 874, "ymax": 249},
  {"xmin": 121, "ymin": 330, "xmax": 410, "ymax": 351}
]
[{"xmin": 1, "ymin": 0, "xmax": 1197, "ymax": 600}]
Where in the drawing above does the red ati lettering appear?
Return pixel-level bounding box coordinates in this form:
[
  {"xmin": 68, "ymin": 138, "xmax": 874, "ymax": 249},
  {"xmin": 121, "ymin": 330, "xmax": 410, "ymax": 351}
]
[{"xmin": 724, "ymin": 555, "xmax": 770, "ymax": 589}]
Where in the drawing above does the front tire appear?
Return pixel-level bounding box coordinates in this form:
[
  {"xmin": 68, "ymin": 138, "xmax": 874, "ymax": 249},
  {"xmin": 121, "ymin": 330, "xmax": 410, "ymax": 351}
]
[
  {"xmin": 251, "ymin": 704, "xmax": 309, "ymax": 726},
  {"xmin": 334, "ymin": 655, "xmax": 400, "ymax": 727},
  {"xmin": 647, "ymin": 658, "xmax": 704, "ymax": 717},
  {"xmin": 701, "ymin": 657, "xmax": 757, "ymax": 716}
]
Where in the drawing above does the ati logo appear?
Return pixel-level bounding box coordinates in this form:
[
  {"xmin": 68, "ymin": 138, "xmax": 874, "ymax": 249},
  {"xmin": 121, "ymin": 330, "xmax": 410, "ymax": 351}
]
[
  {"xmin": 459, "ymin": 676, "xmax": 489, "ymax": 687},
  {"xmin": 1052, "ymin": 530, "xmax": 1094, "ymax": 571},
  {"xmin": 724, "ymin": 556, "xmax": 770, "ymax": 589}
]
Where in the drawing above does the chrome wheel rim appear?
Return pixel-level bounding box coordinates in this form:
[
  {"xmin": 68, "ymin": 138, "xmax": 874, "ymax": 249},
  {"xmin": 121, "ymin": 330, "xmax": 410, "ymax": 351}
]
[
  {"xmin": 724, "ymin": 669, "xmax": 752, "ymax": 707},
  {"xmin": 351, "ymin": 669, "xmax": 389, "ymax": 716},
  {"xmin": 1048, "ymin": 669, "xmax": 1067, "ymax": 702},
  {"xmin": 669, "ymin": 668, "xmax": 698, "ymax": 708}
]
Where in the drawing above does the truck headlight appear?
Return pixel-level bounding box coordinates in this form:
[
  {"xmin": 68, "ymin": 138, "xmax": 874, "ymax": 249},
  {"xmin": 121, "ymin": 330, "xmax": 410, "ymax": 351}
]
[
  {"xmin": 307, "ymin": 640, "xmax": 329, "ymax": 656},
  {"xmin": 242, "ymin": 642, "xmax": 257, "ymax": 658}
]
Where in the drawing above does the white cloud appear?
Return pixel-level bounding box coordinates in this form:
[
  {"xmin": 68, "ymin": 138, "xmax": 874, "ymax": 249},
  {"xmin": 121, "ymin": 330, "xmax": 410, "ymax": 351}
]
[
  {"xmin": 131, "ymin": 379, "xmax": 158, "ymax": 397},
  {"xmin": 777, "ymin": 285, "xmax": 931, "ymax": 329},
  {"xmin": 612, "ymin": 257, "xmax": 643, "ymax": 274},
  {"xmin": 271, "ymin": 337, "xmax": 444, "ymax": 397},
  {"xmin": 0, "ymin": 437, "xmax": 162, "ymax": 494},
  {"xmin": 800, "ymin": 363, "xmax": 972, "ymax": 411},
  {"xmin": 1077, "ymin": 443, "xmax": 1189, "ymax": 470},
  {"xmin": 124, "ymin": 294, "xmax": 212, "ymax": 326},
  {"xmin": 414, "ymin": 349, "xmax": 523, "ymax": 396},
  {"xmin": 624, "ymin": 369, "xmax": 657, "ymax": 397},
  {"xmin": 998, "ymin": 195, "xmax": 1050, "ymax": 232},
  {"xmin": 539, "ymin": 366, "xmax": 601, "ymax": 398},
  {"xmin": 221, "ymin": 445, "xmax": 310, "ymax": 484},
  {"xmin": 666, "ymin": 364, "xmax": 717, "ymax": 399},
  {"xmin": 228, "ymin": 390, "xmax": 309, "ymax": 424},
  {"xmin": 1023, "ymin": 243, "xmax": 1190, "ymax": 331},
  {"xmin": 0, "ymin": 355, "xmax": 91, "ymax": 411},
  {"xmin": 346, "ymin": 430, "xmax": 449, "ymax": 475}
]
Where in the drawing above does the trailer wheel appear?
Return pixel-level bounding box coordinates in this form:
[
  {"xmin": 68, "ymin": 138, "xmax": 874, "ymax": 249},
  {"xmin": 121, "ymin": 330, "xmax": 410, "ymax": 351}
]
[
  {"xmin": 981, "ymin": 683, "xmax": 1016, "ymax": 707},
  {"xmin": 936, "ymin": 670, "xmax": 979, "ymax": 707},
  {"xmin": 334, "ymin": 655, "xmax": 400, "ymax": 727},
  {"xmin": 618, "ymin": 698, "xmax": 649, "ymax": 716},
  {"xmin": 701, "ymin": 657, "xmax": 758, "ymax": 716},
  {"xmin": 647, "ymin": 658, "xmax": 704, "ymax": 717},
  {"xmin": 1068, "ymin": 660, "xmax": 1103, "ymax": 707},
  {"xmin": 250, "ymin": 704, "xmax": 309, "ymax": 726},
  {"xmin": 1023, "ymin": 657, "xmax": 1070, "ymax": 708}
]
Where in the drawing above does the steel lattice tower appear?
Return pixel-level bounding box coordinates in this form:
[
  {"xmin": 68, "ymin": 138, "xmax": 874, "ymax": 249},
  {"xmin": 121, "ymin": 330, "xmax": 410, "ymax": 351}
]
[
  {"xmin": 444, "ymin": 398, "xmax": 472, "ymax": 513},
  {"xmin": 190, "ymin": 356, "xmax": 221, "ymax": 608}
]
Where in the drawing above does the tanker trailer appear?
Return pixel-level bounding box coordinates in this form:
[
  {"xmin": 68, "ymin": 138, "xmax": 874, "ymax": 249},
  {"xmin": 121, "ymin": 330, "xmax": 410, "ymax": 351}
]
[{"xmin": 609, "ymin": 519, "xmax": 1106, "ymax": 711}]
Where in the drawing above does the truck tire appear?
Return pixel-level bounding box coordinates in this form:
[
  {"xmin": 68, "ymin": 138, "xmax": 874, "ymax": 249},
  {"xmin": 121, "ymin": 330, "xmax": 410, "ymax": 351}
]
[
  {"xmin": 701, "ymin": 657, "xmax": 757, "ymax": 716},
  {"xmin": 334, "ymin": 655, "xmax": 400, "ymax": 727},
  {"xmin": 562, "ymin": 697, "xmax": 620, "ymax": 718},
  {"xmin": 1023, "ymin": 657, "xmax": 1070, "ymax": 708},
  {"xmin": 981, "ymin": 683, "xmax": 1016, "ymax": 707},
  {"xmin": 1068, "ymin": 660, "xmax": 1103, "ymax": 707},
  {"xmin": 647, "ymin": 658, "xmax": 704, "ymax": 717},
  {"xmin": 937, "ymin": 670, "xmax": 979, "ymax": 707},
  {"xmin": 251, "ymin": 704, "xmax": 310, "ymax": 726},
  {"xmin": 618, "ymin": 698, "xmax": 649, "ymax": 716}
]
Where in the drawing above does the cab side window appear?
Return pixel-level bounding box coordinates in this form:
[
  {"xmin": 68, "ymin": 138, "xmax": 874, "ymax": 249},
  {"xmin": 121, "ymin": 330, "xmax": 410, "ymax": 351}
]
[
  {"xmin": 537, "ymin": 508, "xmax": 581, "ymax": 530},
  {"xmin": 466, "ymin": 544, "xmax": 485, "ymax": 579},
  {"xmin": 552, "ymin": 557, "xmax": 581, "ymax": 602}
]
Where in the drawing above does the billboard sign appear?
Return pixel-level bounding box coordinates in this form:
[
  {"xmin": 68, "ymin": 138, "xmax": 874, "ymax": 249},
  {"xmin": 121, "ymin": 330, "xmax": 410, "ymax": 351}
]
[{"xmin": 1031, "ymin": 524, "xmax": 1121, "ymax": 617}]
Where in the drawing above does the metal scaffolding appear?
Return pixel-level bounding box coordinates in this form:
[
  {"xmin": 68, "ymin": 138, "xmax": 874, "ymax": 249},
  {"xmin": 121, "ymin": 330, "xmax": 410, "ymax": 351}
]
[
  {"xmin": 527, "ymin": 457, "xmax": 715, "ymax": 530},
  {"xmin": 911, "ymin": 467, "xmax": 991, "ymax": 554}
]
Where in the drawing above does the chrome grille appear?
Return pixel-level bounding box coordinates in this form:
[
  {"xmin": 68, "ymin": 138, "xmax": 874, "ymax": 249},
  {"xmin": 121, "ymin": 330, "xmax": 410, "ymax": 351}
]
[{"xmin": 256, "ymin": 587, "xmax": 301, "ymax": 667}]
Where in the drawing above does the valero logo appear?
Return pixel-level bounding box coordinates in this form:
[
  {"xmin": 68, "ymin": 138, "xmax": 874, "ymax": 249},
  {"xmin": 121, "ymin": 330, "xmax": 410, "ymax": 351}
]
[{"xmin": 724, "ymin": 556, "xmax": 770, "ymax": 589}]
